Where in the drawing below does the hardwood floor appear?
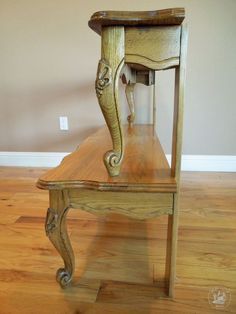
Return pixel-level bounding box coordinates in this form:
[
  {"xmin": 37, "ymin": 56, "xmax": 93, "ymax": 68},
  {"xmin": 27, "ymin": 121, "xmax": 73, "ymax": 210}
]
[{"xmin": 0, "ymin": 167, "xmax": 235, "ymax": 313}]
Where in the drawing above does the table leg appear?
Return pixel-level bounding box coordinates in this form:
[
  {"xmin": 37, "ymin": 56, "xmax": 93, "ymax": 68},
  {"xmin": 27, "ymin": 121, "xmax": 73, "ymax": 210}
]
[
  {"xmin": 45, "ymin": 190, "xmax": 75, "ymax": 288},
  {"xmin": 165, "ymin": 194, "xmax": 179, "ymax": 298},
  {"xmin": 125, "ymin": 83, "xmax": 136, "ymax": 125},
  {"xmin": 95, "ymin": 26, "xmax": 125, "ymax": 176}
]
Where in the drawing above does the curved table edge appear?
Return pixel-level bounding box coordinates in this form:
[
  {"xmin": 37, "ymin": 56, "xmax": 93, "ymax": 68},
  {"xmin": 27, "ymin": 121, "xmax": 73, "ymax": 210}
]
[
  {"xmin": 36, "ymin": 178, "xmax": 177, "ymax": 193},
  {"xmin": 89, "ymin": 8, "xmax": 185, "ymax": 35}
]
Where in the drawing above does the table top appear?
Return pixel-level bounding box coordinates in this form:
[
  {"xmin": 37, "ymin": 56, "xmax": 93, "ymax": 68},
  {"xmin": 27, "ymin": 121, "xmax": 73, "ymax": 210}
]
[
  {"xmin": 37, "ymin": 125, "xmax": 177, "ymax": 193},
  {"xmin": 89, "ymin": 8, "xmax": 185, "ymax": 35}
]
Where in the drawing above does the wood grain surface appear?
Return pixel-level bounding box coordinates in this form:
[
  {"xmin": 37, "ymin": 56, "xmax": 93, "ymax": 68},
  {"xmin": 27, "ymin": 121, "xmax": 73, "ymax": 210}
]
[
  {"xmin": 37, "ymin": 125, "xmax": 177, "ymax": 193},
  {"xmin": 69, "ymin": 189, "xmax": 173, "ymax": 219},
  {"xmin": 95, "ymin": 26, "xmax": 125, "ymax": 176},
  {"xmin": 38, "ymin": 125, "xmax": 178, "ymax": 294},
  {"xmin": 90, "ymin": 9, "xmax": 185, "ymax": 176},
  {"xmin": 89, "ymin": 8, "xmax": 185, "ymax": 35},
  {"xmin": 125, "ymin": 26, "xmax": 181, "ymax": 70},
  {"xmin": 0, "ymin": 167, "xmax": 235, "ymax": 313}
]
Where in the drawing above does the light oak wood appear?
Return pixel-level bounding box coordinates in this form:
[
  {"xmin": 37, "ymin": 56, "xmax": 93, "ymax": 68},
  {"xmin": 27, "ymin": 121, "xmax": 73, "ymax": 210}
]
[
  {"xmin": 1, "ymin": 167, "xmax": 236, "ymax": 313},
  {"xmin": 37, "ymin": 125, "xmax": 176, "ymax": 193},
  {"xmin": 69, "ymin": 189, "xmax": 173, "ymax": 219},
  {"xmin": 36, "ymin": 9, "xmax": 187, "ymax": 298},
  {"xmin": 121, "ymin": 67, "xmax": 155, "ymax": 127},
  {"xmin": 152, "ymin": 80, "xmax": 157, "ymax": 128},
  {"xmin": 37, "ymin": 125, "xmax": 178, "ymax": 293},
  {"xmin": 121, "ymin": 67, "xmax": 155, "ymax": 86},
  {"xmin": 90, "ymin": 8, "xmax": 185, "ymax": 177},
  {"xmin": 37, "ymin": 125, "xmax": 177, "ymax": 292},
  {"xmin": 168, "ymin": 24, "xmax": 188, "ymax": 297},
  {"xmin": 171, "ymin": 25, "xmax": 188, "ymax": 180},
  {"xmin": 95, "ymin": 26, "xmax": 125, "ymax": 176},
  {"xmin": 125, "ymin": 26, "xmax": 181, "ymax": 70},
  {"xmin": 125, "ymin": 83, "xmax": 135, "ymax": 125},
  {"xmin": 46, "ymin": 190, "xmax": 75, "ymax": 287},
  {"xmin": 88, "ymin": 8, "xmax": 185, "ymax": 35}
]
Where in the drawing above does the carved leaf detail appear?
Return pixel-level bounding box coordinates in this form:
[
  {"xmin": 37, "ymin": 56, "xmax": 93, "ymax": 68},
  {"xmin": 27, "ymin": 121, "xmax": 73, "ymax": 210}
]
[
  {"xmin": 45, "ymin": 208, "xmax": 58, "ymax": 236},
  {"xmin": 95, "ymin": 59, "xmax": 112, "ymax": 97}
]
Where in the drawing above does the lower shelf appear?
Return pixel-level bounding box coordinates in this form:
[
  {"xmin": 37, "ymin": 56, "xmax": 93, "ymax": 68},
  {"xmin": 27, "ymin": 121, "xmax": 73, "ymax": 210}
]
[{"xmin": 37, "ymin": 124, "xmax": 177, "ymax": 193}]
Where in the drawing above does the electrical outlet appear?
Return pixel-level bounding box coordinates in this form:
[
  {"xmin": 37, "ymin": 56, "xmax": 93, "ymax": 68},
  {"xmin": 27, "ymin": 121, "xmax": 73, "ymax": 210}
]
[{"xmin": 59, "ymin": 116, "xmax": 69, "ymax": 130}]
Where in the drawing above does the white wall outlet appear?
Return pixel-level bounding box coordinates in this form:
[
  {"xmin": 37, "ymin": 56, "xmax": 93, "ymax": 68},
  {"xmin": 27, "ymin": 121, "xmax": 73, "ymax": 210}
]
[{"xmin": 59, "ymin": 116, "xmax": 69, "ymax": 130}]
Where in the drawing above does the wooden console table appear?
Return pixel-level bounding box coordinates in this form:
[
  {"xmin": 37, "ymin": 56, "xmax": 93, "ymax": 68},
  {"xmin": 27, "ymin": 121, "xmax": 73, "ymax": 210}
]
[{"xmin": 37, "ymin": 8, "xmax": 187, "ymax": 298}]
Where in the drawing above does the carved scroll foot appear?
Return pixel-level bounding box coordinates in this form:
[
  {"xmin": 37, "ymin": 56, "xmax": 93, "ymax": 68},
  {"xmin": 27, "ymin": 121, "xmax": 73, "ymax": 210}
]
[
  {"xmin": 56, "ymin": 268, "xmax": 72, "ymax": 287},
  {"xmin": 125, "ymin": 83, "xmax": 136, "ymax": 125},
  {"xmin": 46, "ymin": 191, "xmax": 75, "ymax": 288},
  {"xmin": 95, "ymin": 27, "xmax": 125, "ymax": 177},
  {"xmin": 104, "ymin": 150, "xmax": 122, "ymax": 177}
]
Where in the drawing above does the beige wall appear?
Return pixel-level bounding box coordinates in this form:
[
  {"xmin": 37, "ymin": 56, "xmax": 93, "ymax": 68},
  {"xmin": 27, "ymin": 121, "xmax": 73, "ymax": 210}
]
[{"xmin": 0, "ymin": 0, "xmax": 235, "ymax": 154}]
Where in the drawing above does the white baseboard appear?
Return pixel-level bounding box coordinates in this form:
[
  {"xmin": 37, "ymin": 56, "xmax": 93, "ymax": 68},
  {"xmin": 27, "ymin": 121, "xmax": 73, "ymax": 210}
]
[
  {"xmin": 0, "ymin": 152, "xmax": 69, "ymax": 168},
  {"xmin": 0, "ymin": 152, "xmax": 235, "ymax": 172},
  {"xmin": 166, "ymin": 155, "xmax": 236, "ymax": 172}
]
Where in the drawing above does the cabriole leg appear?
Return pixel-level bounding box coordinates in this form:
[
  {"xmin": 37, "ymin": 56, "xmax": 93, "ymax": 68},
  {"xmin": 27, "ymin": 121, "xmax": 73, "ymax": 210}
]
[
  {"xmin": 45, "ymin": 190, "xmax": 75, "ymax": 288},
  {"xmin": 95, "ymin": 26, "xmax": 125, "ymax": 177}
]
